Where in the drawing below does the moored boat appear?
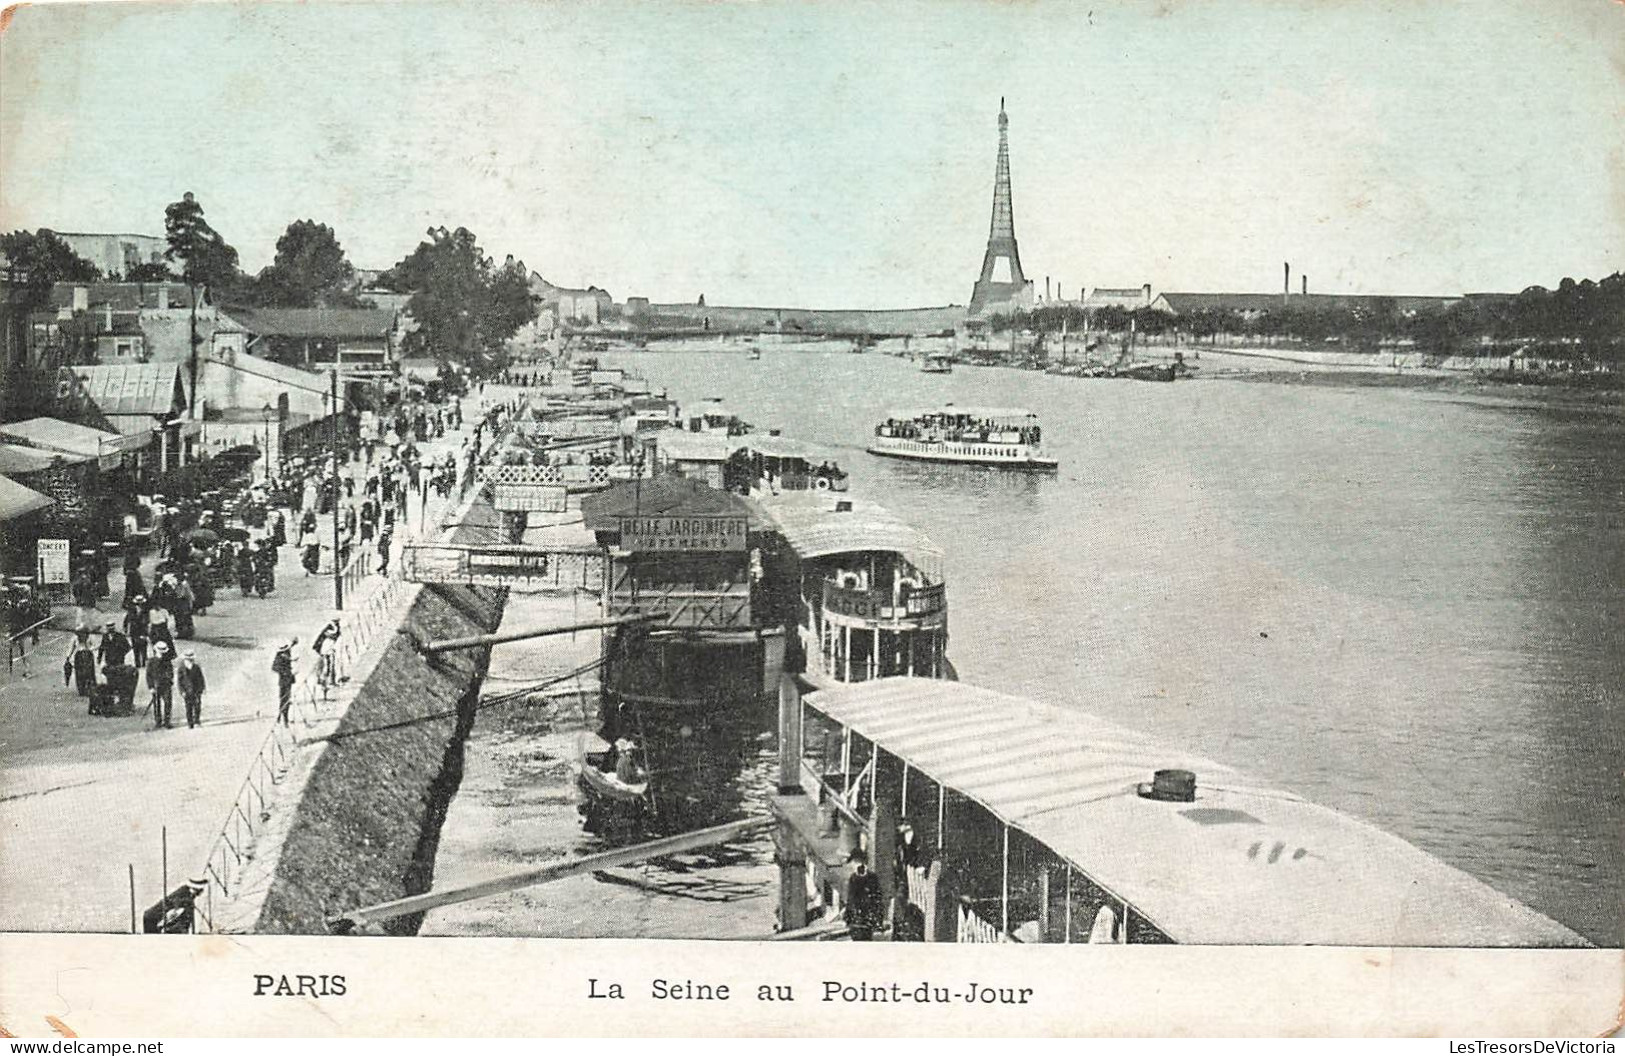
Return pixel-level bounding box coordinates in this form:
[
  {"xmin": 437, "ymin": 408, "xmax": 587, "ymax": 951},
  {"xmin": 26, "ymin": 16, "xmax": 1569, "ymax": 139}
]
[
  {"xmin": 867, "ymin": 406, "xmax": 1058, "ymax": 470},
  {"xmin": 920, "ymin": 352, "xmax": 953, "ymax": 374}
]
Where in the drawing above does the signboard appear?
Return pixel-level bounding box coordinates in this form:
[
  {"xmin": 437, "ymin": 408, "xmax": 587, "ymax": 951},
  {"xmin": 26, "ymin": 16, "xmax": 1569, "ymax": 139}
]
[
  {"xmin": 619, "ymin": 515, "xmax": 748, "ymax": 553},
  {"xmin": 37, "ymin": 539, "xmax": 70, "ymax": 585},
  {"xmin": 493, "ymin": 484, "xmax": 568, "ymax": 513},
  {"xmin": 402, "ymin": 543, "xmax": 604, "ymax": 591}
]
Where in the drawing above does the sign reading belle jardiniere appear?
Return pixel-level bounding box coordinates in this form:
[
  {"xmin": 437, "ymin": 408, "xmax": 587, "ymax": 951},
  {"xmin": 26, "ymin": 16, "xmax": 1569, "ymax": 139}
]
[{"xmin": 619, "ymin": 515, "xmax": 748, "ymax": 553}]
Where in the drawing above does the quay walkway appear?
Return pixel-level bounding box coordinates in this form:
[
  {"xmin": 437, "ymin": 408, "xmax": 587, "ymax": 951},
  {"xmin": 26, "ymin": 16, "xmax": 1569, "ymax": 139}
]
[{"xmin": 0, "ymin": 400, "xmax": 480, "ymax": 932}]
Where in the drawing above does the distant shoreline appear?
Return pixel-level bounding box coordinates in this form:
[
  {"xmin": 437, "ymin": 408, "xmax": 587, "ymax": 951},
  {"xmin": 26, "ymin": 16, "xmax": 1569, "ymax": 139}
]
[{"xmin": 1209, "ymin": 367, "xmax": 1625, "ymax": 408}]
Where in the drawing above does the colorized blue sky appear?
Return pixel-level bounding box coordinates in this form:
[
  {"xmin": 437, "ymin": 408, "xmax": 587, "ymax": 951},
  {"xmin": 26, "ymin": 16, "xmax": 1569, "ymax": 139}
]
[{"xmin": 2, "ymin": 0, "xmax": 1621, "ymax": 307}]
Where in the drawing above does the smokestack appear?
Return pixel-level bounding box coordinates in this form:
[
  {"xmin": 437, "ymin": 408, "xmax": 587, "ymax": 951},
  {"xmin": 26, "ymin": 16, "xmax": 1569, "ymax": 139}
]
[
  {"xmin": 1045, "ymin": 276, "xmax": 1051, "ymax": 301},
  {"xmin": 1142, "ymin": 283, "xmax": 1152, "ymax": 307},
  {"xmin": 1302, "ymin": 275, "xmax": 1307, "ymax": 296},
  {"xmin": 1284, "ymin": 262, "xmax": 1291, "ymax": 298}
]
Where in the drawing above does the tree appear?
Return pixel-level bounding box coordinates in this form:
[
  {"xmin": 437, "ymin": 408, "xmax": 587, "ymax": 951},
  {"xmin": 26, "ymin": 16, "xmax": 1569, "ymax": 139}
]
[
  {"xmin": 255, "ymin": 220, "xmax": 359, "ymax": 308},
  {"xmin": 124, "ymin": 261, "xmax": 173, "ymax": 283},
  {"xmin": 383, "ymin": 227, "xmax": 536, "ymax": 374},
  {"xmin": 164, "ymin": 192, "xmax": 239, "ymax": 414},
  {"xmin": 0, "ymin": 228, "xmax": 100, "ymax": 308}
]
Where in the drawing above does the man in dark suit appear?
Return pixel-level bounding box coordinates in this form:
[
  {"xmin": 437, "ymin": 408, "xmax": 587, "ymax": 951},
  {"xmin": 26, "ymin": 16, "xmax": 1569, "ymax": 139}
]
[{"xmin": 177, "ymin": 649, "xmax": 207, "ymax": 728}]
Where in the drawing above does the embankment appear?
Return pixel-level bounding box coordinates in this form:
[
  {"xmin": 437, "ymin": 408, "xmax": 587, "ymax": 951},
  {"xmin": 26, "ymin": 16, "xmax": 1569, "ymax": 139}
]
[{"xmin": 251, "ymin": 581, "xmax": 507, "ymax": 935}]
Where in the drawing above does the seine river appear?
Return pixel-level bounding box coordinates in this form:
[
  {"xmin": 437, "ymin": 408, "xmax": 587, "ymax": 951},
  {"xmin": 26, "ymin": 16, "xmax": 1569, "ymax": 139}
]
[{"xmin": 598, "ymin": 346, "xmax": 1623, "ymax": 946}]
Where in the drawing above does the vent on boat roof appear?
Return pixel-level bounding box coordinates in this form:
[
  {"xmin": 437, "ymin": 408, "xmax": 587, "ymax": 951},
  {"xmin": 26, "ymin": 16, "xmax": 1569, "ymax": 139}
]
[
  {"xmin": 835, "ymin": 500, "xmax": 853, "ymax": 513},
  {"xmin": 1136, "ymin": 768, "xmax": 1196, "ymax": 803}
]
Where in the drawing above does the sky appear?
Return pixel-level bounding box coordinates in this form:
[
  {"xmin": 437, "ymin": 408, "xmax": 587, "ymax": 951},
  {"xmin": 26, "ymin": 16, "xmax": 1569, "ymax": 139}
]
[{"xmin": 2, "ymin": 0, "xmax": 1621, "ymax": 308}]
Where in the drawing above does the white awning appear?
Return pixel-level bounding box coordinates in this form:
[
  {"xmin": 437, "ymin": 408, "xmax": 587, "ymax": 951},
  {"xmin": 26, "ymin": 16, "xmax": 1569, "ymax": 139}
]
[{"xmin": 804, "ymin": 678, "xmax": 1587, "ymax": 947}]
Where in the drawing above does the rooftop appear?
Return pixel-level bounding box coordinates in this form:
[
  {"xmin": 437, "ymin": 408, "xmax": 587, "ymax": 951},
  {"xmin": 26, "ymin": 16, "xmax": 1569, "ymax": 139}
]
[
  {"xmin": 806, "ymin": 678, "xmax": 1586, "ymax": 947},
  {"xmin": 757, "ymin": 490, "xmax": 941, "ymax": 562},
  {"xmin": 231, "ymin": 307, "xmax": 397, "ymax": 339},
  {"xmin": 69, "ymin": 363, "xmax": 188, "ymax": 416}
]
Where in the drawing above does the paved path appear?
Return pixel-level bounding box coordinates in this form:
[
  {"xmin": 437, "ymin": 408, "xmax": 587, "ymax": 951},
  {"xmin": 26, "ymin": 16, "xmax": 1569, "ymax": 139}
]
[{"xmin": 0, "ymin": 401, "xmax": 479, "ymax": 932}]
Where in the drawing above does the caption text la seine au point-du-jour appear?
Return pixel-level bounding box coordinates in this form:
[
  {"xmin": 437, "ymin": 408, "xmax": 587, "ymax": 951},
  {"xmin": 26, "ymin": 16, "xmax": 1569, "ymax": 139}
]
[{"xmin": 248, "ymin": 975, "xmax": 1034, "ymax": 1005}]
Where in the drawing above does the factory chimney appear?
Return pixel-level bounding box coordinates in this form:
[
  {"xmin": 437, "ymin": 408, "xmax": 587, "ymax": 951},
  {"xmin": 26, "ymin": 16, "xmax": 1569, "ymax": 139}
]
[
  {"xmin": 1283, "ymin": 262, "xmax": 1291, "ymax": 299},
  {"xmin": 1302, "ymin": 275, "xmax": 1307, "ymax": 297}
]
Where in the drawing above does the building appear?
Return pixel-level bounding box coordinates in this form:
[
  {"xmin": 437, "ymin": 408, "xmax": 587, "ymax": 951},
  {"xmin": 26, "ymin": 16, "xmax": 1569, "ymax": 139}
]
[
  {"xmin": 54, "ymin": 233, "xmax": 171, "ymax": 279},
  {"xmin": 27, "ymin": 282, "xmax": 204, "ymax": 365},
  {"xmin": 1084, "ymin": 285, "xmax": 1155, "ymax": 311},
  {"xmin": 968, "ymin": 100, "xmax": 1035, "ymax": 317},
  {"xmin": 1150, "ymin": 290, "xmax": 1463, "ymax": 321},
  {"xmin": 228, "ymin": 307, "xmax": 399, "ymax": 379},
  {"xmin": 528, "ymin": 272, "xmax": 612, "ymax": 326}
]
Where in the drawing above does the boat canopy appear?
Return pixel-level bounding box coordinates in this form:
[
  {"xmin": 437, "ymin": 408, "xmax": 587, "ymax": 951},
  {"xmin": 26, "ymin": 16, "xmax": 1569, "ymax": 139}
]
[
  {"xmin": 759, "ymin": 493, "xmax": 942, "ymax": 563},
  {"xmin": 804, "ymin": 678, "xmax": 1586, "ymax": 948},
  {"xmin": 885, "ymin": 406, "xmax": 1038, "ymax": 422},
  {"xmin": 734, "ymin": 434, "xmax": 830, "ymax": 462},
  {"xmin": 655, "ymin": 431, "xmax": 736, "ymax": 463}
]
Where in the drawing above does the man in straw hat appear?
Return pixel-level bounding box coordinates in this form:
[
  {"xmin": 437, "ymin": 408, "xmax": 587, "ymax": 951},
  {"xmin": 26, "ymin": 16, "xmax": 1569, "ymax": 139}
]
[
  {"xmin": 177, "ymin": 648, "xmax": 207, "ymax": 729},
  {"xmin": 146, "ymin": 640, "xmax": 175, "ymax": 729}
]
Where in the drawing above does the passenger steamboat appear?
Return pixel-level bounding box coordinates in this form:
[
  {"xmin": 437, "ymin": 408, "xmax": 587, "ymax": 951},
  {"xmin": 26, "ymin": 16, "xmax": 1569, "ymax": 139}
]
[{"xmin": 867, "ymin": 406, "xmax": 1058, "ymax": 470}]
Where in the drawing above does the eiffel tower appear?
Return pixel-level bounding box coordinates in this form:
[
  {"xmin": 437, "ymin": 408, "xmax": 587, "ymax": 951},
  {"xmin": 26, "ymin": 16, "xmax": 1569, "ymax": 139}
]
[{"xmin": 968, "ymin": 98, "xmax": 1034, "ymax": 316}]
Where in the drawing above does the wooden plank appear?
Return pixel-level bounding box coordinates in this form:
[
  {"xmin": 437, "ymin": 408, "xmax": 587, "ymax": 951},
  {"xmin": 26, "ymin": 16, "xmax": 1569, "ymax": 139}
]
[{"xmin": 329, "ymin": 815, "xmax": 774, "ymax": 930}]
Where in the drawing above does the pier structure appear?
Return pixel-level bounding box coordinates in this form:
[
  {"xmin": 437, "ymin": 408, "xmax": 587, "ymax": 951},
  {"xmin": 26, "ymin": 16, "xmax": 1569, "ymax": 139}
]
[{"xmin": 771, "ymin": 677, "xmax": 1588, "ymax": 946}]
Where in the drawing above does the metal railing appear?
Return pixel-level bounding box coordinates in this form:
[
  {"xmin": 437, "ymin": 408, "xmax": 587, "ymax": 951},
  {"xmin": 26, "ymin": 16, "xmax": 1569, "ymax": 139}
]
[{"xmin": 185, "ymin": 460, "xmax": 476, "ymax": 933}]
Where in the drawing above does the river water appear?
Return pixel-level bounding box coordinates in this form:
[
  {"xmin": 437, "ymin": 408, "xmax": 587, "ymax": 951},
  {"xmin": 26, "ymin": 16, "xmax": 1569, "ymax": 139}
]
[{"xmin": 596, "ymin": 347, "xmax": 1623, "ymax": 946}]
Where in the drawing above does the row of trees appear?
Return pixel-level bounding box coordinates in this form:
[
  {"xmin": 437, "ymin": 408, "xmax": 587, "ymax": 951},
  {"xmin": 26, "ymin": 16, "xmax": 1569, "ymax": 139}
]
[
  {"xmin": 989, "ymin": 273, "xmax": 1624, "ymax": 362},
  {"xmin": 5, "ymin": 197, "xmax": 539, "ymax": 376}
]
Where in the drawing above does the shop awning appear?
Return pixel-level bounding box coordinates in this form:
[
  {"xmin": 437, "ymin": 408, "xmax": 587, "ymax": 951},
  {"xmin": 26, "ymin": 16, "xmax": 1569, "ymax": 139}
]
[{"xmin": 0, "ymin": 474, "xmax": 52, "ymax": 522}]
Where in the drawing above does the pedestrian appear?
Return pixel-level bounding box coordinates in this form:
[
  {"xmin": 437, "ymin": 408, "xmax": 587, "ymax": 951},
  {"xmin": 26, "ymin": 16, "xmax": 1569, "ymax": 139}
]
[
  {"xmin": 272, "ymin": 640, "xmax": 296, "ymax": 726},
  {"xmin": 314, "ymin": 619, "xmax": 340, "ymax": 688},
  {"xmin": 177, "ymin": 649, "xmax": 207, "ymax": 728},
  {"xmin": 71, "ymin": 566, "xmax": 98, "ymax": 627},
  {"xmin": 171, "ymin": 578, "xmax": 195, "ymax": 640},
  {"xmin": 843, "ymin": 855, "xmax": 884, "ymax": 942},
  {"xmin": 96, "ymin": 619, "xmax": 130, "ymax": 670},
  {"xmin": 123, "ymin": 565, "xmax": 145, "ymax": 605},
  {"xmin": 124, "ymin": 594, "xmax": 149, "ymax": 668},
  {"xmin": 301, "ymin": 528, "xmax": 322, "ymax": 576},
  {"xmin": 146, "ymin": 640, "xmax": 175, "ymax": 729},
  {"xmin": 236, "ymin": 544, "xmax": 255, "ymax": 597},
  {"xmin": 63, "ymin": 628, "xmax": 98, "ymax": 698},
  {"xmin": 147, "ymin": 599, "xmax": 173, "ymax": 653},
  {"xmin": 188, "ymin": 559, "xmax": 214, "ymax": 615},
  {"xmin": 253, "ymin": 541, "xmax": 277, "ymax": 598},
  {"xmin": 102, "ymin": 660, "xmax": 138, "ymax": 716},
  {"xmin": 268, "ymin": 509, "xmax": 287, "ymax": 549},
  {"xmin": 375, "ymin": 527, "xmax": 393, "ymax": 576}
]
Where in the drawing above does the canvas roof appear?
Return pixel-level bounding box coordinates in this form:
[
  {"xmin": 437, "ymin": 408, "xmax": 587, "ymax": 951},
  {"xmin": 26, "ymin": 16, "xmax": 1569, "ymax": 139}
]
[
  {"xmin": 0, "ymin": 443, "xmax": 82, "ymax": 474},
  {"xmin": 886, "ymin": 405, "xmax": 1037, "ymax": 421},
  {"xmin": 0, "ymin": 418, "xmax": 127, "ymax": 460},
  {"xmin": 655, "ymin": 431, "xmax": 736, "ymax": 463},
  {"xmin": 757, "ymin": 491, "xmax": 941, "ymax": 561},
  {"xmin": 0, "ymin": 474, "xmax": 52, "ymax": 522},
  {"xmin": 70, "ymin": 363, "xmax": 187, "ymax": 416},
  {"xmin": 735, "ymin": 434, "xmax": 831, "ymax": 461},
  {"xmin": 805, "ymin": 679, "xmax": 1586, "ymax": 947}
]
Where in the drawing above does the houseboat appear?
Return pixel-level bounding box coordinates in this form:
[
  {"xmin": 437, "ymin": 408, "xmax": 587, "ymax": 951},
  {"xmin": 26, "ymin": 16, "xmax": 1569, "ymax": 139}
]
[
  {"xmin": 920, "ymin": 352, "xmax": 954, "ymax": 374},
  {"xmin": 770, "ymin": 677, "xmax": 1589, "ymax": 947},
  {"xmin": 755, "ymin": 490, "xmax": 950, "ymax": 689},
  {"xmin": 867, "ymin": 406, "xmax": 1059, "ymax": 470}
]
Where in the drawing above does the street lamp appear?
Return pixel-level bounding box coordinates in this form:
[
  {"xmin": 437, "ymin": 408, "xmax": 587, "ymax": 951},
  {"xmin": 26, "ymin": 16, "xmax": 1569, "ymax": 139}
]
[{"xmin": 261, "ymin": 404, "xmax": 275, "ymax": 481}]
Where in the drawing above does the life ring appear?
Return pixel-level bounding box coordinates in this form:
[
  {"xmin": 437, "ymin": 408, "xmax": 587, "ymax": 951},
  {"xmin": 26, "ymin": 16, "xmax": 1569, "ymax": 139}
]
[{"xmin": 813, "ymin": 476, "xmax": 832, "ymax": 491}]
